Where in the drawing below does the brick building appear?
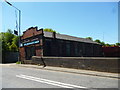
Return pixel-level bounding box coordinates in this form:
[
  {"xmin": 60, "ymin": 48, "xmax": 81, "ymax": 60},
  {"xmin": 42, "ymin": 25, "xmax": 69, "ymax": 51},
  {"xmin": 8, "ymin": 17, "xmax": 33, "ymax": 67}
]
[
  {"xmin": 20, "ymin": 27, "xmax": 103, "ymax": 60},
  {"xmin": 102, "ymin": 46, "xmax": 120, "ymax": 57}
]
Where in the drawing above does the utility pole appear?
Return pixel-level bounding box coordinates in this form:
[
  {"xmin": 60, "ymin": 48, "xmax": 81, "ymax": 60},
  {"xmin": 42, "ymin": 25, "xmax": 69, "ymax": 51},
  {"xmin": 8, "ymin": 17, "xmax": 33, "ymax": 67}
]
[
  {"xmin": 103, "ymin": 32, "xmax": 104, "ymax": 42},
  {"xmin": 5, "ymin": 0, "xmax": 21, "ymax": 61}
]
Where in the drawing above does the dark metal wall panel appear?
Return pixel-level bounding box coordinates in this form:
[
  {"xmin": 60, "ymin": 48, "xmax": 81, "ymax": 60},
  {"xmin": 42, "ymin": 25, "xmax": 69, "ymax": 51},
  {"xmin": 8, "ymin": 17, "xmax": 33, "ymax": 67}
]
[{"xmin": 43, "ymin": 37, "xmax": 103, "ymax": 57}]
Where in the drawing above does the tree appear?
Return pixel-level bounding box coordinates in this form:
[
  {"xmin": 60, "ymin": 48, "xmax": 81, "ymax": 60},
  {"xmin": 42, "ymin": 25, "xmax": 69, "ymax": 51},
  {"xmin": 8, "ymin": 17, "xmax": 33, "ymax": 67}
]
[
  {"xmin": 94, "ymin": 39, "xmax": 101, "ymax": 44},
  {"xmin": 1, "ymin": 29, "xmax": 19, "ymax": 52},
  {"xmin": 94, "ymin": 39, "xmax": 106, "ymax": 46},
  {"xmin": 105, "ymin": 43, "xmax": 111, "ymax": 46},
  {"xmin": 43, "ymin": 28, "xmax": 59, "ymax": 33},
  {"xmin": 0, "ymin": 32, "xmax": 9, "ymax": 52},
  {"xmin": 4, "ymin": 29, "xmax": 14, "ymax": 45},
  {"xmin": 9, "ymin": 43, "xmax": 18, "ymax": 52},
  {"xmin": 12, "ymin": 36, "xmax": 19, "ymax": 48},
  {"xmin": 86, "ymin": 37, "xmax": 93, "ymax": 40},
  {"xmin": 115, "ymin": 43, "xmax": 120, "ymax": 46},
  {"xmin": 100, "ymin": 41, "xmax": 105, "ymax": 46}
]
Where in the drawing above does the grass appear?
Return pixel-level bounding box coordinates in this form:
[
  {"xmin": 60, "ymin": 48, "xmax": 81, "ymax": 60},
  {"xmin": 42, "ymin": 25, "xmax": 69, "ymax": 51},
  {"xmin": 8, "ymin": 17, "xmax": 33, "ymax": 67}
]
[{"xmin": 16, "ymin": 61, "xmax": 21, "ymax": 64}]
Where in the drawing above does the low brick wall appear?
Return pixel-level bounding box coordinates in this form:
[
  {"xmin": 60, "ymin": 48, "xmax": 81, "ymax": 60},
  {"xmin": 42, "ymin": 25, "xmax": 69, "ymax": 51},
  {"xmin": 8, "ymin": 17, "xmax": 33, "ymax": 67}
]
[{"xmin": 32, "ymin": 56, "xmax": 120, "ymax": 73}]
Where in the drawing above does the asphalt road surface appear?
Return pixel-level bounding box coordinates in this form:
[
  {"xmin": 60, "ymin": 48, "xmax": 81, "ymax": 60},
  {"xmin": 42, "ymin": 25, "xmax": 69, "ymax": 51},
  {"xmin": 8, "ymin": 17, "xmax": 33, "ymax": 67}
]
[{"xmin": 1, "ymin": 65, "xmax": 119, "ymax": 89}]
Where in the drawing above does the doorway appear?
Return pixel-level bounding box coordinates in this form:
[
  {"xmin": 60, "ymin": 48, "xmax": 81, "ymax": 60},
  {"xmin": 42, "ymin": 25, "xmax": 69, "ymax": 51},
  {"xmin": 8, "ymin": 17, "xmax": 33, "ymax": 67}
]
[{"xmin": 25, "ymin": 46, "xmax": 36, "ymax": 60}]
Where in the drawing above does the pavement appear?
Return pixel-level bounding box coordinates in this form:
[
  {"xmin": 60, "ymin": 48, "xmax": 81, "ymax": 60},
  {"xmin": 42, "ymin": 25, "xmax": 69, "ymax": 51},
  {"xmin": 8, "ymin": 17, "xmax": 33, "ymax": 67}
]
[{"xmin": 1, "ymin": 63, "xmax": 119, "ymax": 79}]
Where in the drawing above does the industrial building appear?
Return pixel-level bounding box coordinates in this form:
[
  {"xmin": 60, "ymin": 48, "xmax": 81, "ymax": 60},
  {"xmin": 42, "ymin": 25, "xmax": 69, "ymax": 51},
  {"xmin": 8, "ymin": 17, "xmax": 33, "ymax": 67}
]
[
  {"xmin": 20, "ymin": 27, "xmax": 103, "ymax": 60},
  {"xmin": 102, "ymin": 46, "xmax": 120, "ymax": 57}
]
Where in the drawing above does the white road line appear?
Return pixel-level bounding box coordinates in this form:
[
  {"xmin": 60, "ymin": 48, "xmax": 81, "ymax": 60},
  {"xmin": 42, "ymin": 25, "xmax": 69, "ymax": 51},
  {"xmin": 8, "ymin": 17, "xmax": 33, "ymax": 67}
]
[
  {"xmin": 16, "ymin": 74, "xmax": 86, "ymax": 88},
  {"xmin": 16, "ymin": 75, "xmax": 72, "ymax": 88}
]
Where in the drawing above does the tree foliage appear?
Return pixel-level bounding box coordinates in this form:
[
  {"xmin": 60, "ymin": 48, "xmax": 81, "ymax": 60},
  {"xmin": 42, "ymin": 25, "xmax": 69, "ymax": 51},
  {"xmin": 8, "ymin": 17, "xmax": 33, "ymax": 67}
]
[
  {"xmin": 86, "ymin": 37, "xmax": 93, "ymax": 40},
  {"xmin": 9, "ymin": 43, "xmax": 18, "ymax": 52},
  {"xmin": 115, "ymin": 43, "xmax": 120, "ymax": 46},
  {"xmin": 94, "ymin": 39, "xmax": 101, "ymax": 44},
  {"xmin": 94, "ymin": 39, "xmax": 119, "ymax": 46},
  {"xmin": 100, "ymin": 41, "xmax": 105, "ymax": 46},
  {"xmin": 12, "ymin": 35, "xmax": 19, "ymax": 47},
  {"xmin": 43, "ymin": 28, "xmax": 59, "ymax": 33},
  {"xmin": 4, "ymin": 29, "xmax": 14, "ymax": 44},
  {"xmin": 1, "ymin": 29, "xmax": 19, "ymax": 52},
  {"xmin": 105, "ymin": 43, "xmax": 111, "ymax": 46}
]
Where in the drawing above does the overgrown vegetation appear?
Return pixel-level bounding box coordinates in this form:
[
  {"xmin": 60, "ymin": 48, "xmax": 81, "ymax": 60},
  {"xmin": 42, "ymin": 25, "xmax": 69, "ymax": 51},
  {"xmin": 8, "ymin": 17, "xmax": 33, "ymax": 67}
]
[
  {"xmin": 16, "ymin": 61, "xmax": 21, "ymax": 64},
  {"xmin": 0, "ymin": 29, "xmax": 19, "ymax": 52},
  {"xmin": 43, "ymin": 28, "xmax": 59, "ymax": 33}
]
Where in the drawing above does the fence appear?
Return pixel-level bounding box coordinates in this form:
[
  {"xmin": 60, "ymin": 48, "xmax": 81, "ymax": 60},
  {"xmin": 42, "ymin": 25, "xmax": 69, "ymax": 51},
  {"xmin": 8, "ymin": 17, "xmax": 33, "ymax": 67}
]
[{"xmin": 2, "ymin": 52, "xmax": 19, "ymax": 63}]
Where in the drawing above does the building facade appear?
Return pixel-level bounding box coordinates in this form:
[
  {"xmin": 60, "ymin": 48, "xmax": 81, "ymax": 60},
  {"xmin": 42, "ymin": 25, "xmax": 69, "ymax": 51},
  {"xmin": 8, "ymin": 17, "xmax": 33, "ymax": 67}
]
[
  {"xmin": 102, "ymin": 46, "xmax": 120, "ymax": 57},
  {"xmin": 20, "ymin": 27, "xmax": 103, "ymax": 60}
]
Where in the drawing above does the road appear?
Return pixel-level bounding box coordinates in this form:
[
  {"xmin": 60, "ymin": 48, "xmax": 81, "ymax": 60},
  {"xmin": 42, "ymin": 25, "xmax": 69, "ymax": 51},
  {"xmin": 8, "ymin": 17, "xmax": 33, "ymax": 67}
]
[{"xmin": 1, "ymin": 64, "xmax": 119, "ymax": 89}]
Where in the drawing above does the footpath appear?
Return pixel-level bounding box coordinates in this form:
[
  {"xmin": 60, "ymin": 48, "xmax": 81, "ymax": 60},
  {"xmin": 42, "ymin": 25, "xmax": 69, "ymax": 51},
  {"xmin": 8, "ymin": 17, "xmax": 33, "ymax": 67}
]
[{"xmin": 1, "ymin": 63, "xmax": 119, "ymax": 79}]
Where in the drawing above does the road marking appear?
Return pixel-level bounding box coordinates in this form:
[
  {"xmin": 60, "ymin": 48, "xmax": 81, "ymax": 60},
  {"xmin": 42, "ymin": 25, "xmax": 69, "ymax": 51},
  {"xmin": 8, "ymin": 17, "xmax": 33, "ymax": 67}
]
[{"xmin": 16, "ymin": 74, "xmax": 86, "ymax": 88}]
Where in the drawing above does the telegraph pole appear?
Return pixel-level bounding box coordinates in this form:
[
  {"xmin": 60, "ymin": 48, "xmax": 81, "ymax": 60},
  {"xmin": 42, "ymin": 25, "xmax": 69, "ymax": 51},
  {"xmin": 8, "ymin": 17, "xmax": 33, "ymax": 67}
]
[{"xmin": 5, "ymin": 0, "xmax": 21, "ymax": 61}]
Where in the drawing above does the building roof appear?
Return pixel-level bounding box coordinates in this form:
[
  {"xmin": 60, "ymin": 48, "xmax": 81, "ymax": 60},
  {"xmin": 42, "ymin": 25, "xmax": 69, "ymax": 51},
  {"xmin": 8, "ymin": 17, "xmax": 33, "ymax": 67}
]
[{"xmin": 43, "ymin": 31, "xmax": 99, "ymax": 44}]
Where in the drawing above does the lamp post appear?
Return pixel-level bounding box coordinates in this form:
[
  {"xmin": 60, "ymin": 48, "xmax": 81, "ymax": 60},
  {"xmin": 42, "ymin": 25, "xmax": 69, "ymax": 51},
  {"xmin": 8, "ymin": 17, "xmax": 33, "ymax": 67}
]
[{"xmin": 5, "ymin": 0, "xmax": 21, "ymax": 61}]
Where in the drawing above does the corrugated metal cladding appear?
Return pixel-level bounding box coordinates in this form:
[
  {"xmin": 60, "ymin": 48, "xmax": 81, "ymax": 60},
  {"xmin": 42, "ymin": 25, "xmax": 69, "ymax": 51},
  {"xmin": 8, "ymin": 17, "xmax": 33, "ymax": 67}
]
[{"xmin": 20, "ymin": 27, "xmax": 103, "ymax": 60}]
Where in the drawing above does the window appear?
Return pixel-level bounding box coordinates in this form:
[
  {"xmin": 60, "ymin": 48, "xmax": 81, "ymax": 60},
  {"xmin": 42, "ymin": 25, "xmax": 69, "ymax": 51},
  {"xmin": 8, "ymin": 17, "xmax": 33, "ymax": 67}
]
[
  {"xmin": 75, "ymin": 42, "xmax": 78, "ymax": 56},
  {"xmin": 66, "ymin": 41, "xmax": 70, "ymax": 56}
]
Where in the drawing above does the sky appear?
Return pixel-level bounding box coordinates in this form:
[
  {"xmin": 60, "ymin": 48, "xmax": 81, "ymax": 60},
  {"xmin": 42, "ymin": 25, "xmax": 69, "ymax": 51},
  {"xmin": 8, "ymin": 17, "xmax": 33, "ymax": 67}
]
[{"xmin": 1, "ymin": 1, "xmax": 119, "ymax": 44}]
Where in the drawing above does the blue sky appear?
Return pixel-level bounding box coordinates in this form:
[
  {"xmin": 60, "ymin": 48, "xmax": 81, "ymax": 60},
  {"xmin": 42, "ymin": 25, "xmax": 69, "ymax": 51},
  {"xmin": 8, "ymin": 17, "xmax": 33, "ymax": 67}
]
[{"xmin": 2, "ymin": 2, "xmax": 118, "ymax": 44}]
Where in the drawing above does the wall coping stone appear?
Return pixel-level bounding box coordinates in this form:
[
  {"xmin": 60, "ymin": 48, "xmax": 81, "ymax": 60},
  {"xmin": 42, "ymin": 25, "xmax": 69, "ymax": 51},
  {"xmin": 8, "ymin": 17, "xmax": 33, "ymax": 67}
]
[{"xmin": 32, "ymin": 56, "xmax": 120, "ymax": 60}]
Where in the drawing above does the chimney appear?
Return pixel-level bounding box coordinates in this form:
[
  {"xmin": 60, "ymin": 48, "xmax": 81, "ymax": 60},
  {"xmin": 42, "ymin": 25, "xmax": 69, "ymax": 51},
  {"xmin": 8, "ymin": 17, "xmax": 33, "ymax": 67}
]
[
  {"xmin": 35, "ymin": 26, "xmax": 38, "ymax": 30},
  {"xmin": 53, "ymin": 32, "xmax": 56, "ymax": 38}
]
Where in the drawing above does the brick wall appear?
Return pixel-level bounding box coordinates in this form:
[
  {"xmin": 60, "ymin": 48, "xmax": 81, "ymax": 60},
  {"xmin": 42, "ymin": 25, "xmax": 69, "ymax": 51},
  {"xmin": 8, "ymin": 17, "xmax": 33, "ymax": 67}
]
[
  {"xmin": 20, "ymin": 27, "xmax": 43, "ymax": 61},
  {"xmin": 20, "ymin": 47, "xmax": 25, "ymax": 60},
  {"xmin": 32, "ymin": 56, "xmax": 119, "ymax": 73},
  {"xmin": 21, "ymin": 27, "xmax": 43, "ymax": 39},
  {"xmin": 102, "ymin": 46, "xmax": 120, "ymax": 57}
]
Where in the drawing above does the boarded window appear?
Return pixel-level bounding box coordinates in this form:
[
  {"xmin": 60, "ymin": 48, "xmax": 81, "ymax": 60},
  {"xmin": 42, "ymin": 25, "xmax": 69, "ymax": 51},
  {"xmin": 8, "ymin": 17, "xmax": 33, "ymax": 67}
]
[{"xmin": 66, "ymin": 41, "xmax": 70, "ymax": 56}]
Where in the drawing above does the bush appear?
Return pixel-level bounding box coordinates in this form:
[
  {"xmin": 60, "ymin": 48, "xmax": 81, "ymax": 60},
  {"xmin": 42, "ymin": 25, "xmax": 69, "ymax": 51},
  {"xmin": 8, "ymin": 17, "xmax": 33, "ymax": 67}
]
[{"xmin": 16, "ymin": 61, "xmax": 21, "ymax": 64}]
